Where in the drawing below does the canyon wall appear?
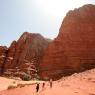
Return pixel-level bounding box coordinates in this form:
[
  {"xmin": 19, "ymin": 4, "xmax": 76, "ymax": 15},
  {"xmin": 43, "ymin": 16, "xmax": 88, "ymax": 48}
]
[
  {"xmin": 0, "ymin": 46, "xmax": 8, "ymax": 74},
  {"xmin": 0, "ymin": 32, "xmax": 49, "ymax": 78},
  {"xmin": 39, "ymin": 4, "xmax": 95, "ymax": 80},
  {"xmin": 0, "ymin": 4, "xmax": 95, "ymax": 80}
]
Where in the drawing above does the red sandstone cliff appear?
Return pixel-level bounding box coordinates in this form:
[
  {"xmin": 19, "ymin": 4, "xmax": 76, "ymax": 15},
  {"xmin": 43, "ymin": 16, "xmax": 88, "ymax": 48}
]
[
  {"xmin": 39, "ymin": 4, "xmax": 95, "ymax": 80},
  {"xmin": 0, "ymin": 32, "xmax": 49, "ymax": 78},
  {"xmin": 1, "ymin": 4, "xmax": 95, "ymax": 80},
  {"xmin": 0, "ymin": 46, "xmax": 8, "ymax": 74}
]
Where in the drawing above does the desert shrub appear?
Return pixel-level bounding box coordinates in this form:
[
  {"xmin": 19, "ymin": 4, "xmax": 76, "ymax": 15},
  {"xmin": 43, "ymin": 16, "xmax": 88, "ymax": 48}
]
[
  {"xmin": 12, "ymin": 81, "xmax": 16, "ymax": 84},
  {"xmin": 7, "ymin": 85, "xmax": 16, "ymax": 89},
  {"xmin": 17, "ymin": 83, "xmax": 25, "ymax": 88},
  {"xmin": 23, "ymin": 73, "xmax": 31, "ymax": 81}
]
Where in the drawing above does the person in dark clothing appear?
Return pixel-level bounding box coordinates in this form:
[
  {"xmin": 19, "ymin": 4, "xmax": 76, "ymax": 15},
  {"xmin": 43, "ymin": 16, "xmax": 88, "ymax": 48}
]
[
  {"xmin": 42, "ymin": 82, "xmax": 45, "ymax": 88},
  {"xmin": 50, "ymin": 79, "xmax": 53, "ymax": 88},
  {"xmin": 36, "ymin": 83, "xmax": 39, "ymax": 92}
]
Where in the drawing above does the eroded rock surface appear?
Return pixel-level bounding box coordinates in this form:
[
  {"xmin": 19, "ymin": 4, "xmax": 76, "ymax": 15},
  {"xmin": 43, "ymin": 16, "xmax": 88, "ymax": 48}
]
[
  {"xmin": 0, "ymin": 32, "xmax": 49, "ymax": 79},
  {"xmin": 39, "ymin": 4, "xmax": 95, "ymax": 80},
  {"xmin": 0, "ymin": 46, "xmax": 8, "ymax": 74}
]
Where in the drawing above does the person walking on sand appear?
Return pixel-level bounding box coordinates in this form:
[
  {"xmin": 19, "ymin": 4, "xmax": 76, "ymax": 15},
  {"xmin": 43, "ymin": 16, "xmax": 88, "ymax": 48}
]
[
  {"xmin": 42, "ymin": 82, "xmax": 45, "ymax": 89},
  {"xmin": 49, "ymin": 78, "xmax": 53, "ymax": 88},
  {"xmin": 36, "ymin": 83, "xmax": 40, "ymax": 92}
]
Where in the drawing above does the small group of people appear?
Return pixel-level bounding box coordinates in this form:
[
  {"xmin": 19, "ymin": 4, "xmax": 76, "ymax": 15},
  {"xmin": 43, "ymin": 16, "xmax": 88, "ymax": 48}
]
[{"xmin": 36, "ymin": 78, "xmax": 53, "ymax": 93}]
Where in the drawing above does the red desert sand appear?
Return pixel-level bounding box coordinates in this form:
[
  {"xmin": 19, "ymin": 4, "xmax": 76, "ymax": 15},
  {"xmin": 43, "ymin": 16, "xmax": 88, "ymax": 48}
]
[{"xmin": 0, "ymin": 69, "xmax": 95, "ymax": 95}]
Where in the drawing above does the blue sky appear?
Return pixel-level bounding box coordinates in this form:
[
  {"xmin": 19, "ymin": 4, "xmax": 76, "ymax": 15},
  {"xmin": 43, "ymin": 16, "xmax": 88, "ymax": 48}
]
[{"xmin": 0, "ymin": 0, "xmax": 95, "ymax": 46}]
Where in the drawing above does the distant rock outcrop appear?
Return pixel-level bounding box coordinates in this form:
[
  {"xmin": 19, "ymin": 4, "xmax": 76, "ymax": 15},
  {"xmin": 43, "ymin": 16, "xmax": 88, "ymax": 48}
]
[
  {"xmin": 39, "ymin": 4, "xmax": 95, "ymax": 80},
  {"xmin": 0, "ymin": 32, "xmax": 49, "ymax": 79},
  {"xmin": 4, "ymin": 41, "xmax": 16, "ymax": 69},
  {"xmin": 0, "ymin": 46, "xmax": 8, "ymax": 74}
]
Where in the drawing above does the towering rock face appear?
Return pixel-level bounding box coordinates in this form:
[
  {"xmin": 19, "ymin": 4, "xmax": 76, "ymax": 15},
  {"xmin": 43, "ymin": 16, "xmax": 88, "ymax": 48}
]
[
  {"xmin": 4, "ymin": 41, "xmax": 16, "ymax": 69},
  {"xmin": 3, "ymin": 32, "xmax": 49, "ymax": 78},
  {"xmin": 39, "ymin": 4, "xmax": 95, "ymax": 80},
  {"xmin": 0, "ymin": 46, "xmax": 8, "ymax": 74}
]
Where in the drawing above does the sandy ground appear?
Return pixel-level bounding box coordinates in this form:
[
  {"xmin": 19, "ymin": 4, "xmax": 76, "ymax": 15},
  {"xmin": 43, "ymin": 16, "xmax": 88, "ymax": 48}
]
[{"xmin": 0, "ymin": 69, "xmax": 95, "ymax": 95}]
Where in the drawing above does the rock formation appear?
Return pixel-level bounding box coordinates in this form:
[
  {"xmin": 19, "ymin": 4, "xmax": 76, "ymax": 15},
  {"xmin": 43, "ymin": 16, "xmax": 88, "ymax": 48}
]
[
  {"xmin": 39, "ymin": 4, "xmax": 95, "ymax": 80},
  {"xmin": 4, "ymin": 41, "xmax": 16, "ymax": 69},
  {"xmin": 1, "ymin": 4, "xmax": 95, "ymax": 80},
  {"xmin": 0, "ymin": 46, "xmax": 8, "ymax": 74},
  {"xmin": 0, "ymin": 32, "xmax": 49, "ymax": 79}
]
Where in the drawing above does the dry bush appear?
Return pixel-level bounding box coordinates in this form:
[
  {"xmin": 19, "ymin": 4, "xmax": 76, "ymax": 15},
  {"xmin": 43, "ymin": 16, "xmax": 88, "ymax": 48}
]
[
  {"xmin": 12, "ymin": 81, "xmax": 16, "ymax": 84},
  {"xmin": 7, "ymin": 85, "xmax": 17, "ymax": 90},
  {"xmin": 88, "ymin": 78, "xmax": 92, "ymax": 80},
  {"xmin": 17, "ymin": 83, "xmax": 25, "ymax": 88},
  {"xmin": 23, "ymin": 73, "xmax": 31, "ymax": 81}
]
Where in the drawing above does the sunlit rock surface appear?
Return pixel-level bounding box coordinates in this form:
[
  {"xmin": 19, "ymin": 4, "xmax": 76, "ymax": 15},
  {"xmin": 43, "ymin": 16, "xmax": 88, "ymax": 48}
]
[{"xmin": 39, "ymin": 4, "xmax": 95, "ymax": 80}]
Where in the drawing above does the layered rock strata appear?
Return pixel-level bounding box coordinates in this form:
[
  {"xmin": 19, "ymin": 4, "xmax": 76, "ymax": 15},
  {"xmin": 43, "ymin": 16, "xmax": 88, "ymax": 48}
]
[{"xmin": 39, "ymin": 4, "xmax": 95, "ymax": 80}]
